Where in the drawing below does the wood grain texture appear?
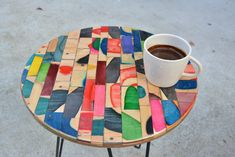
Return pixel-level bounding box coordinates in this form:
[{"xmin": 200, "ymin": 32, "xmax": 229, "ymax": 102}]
[{"xmin": 20, "ymin": 26, "xmax": 198, "ymax": 148}]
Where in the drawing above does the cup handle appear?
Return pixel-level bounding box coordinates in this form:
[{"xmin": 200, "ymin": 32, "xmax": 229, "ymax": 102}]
[{"xmin": 182, "ymin": 56, "xmax": 202, "ymax": 78}]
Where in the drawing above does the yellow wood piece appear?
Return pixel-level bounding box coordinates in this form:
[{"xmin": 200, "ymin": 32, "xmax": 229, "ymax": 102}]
[
  {"xmin": 28, "ymin": 56, "xmax": 43, "ymax": 76},
  {"xmin": 47, "ymin": 38, "xmax": 58, "ymax": 52},
  {"xmin": 86, "ymin": 54, "xmax": 98, "ymax": 79}
]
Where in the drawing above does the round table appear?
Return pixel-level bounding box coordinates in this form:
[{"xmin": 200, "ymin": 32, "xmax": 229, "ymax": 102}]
[{"xmin": 20, "ymin": 26, "xmax": 198, "ymax": 157}]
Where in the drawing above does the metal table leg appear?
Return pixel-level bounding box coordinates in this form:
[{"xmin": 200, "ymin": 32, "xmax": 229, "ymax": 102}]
[
  {"xmin": 145, "ymin": 142, "xmax": 151, "ymax": 157},
  {"xmin": 55, "ymin": 137, "xmax": 150, "ymax": 157},
  {"xmin": 134, "ymin": 144, "xmax": 141, "ymax": 149},
  {"xmin": 56, "ymin": 136, "xmax": 64, "ymax": 157},
  {"xmin": 107, "ymin": 148, "xmax": 113, "ymax": 157}
]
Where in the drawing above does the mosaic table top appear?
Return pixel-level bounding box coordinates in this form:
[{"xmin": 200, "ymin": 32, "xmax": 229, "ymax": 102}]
[{"xmin": 20, "ymin": 26, "xmax": 198, "ymax": 147}]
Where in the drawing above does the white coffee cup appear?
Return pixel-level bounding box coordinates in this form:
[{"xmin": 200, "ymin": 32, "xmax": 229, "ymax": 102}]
[{"xmin": 143, "ymin": 34, "xmax": 202, "ymax": 87}]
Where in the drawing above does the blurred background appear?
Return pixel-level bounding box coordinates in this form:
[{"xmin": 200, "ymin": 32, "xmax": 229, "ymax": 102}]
[{"xmin": 0, "ymin": 0, "xmax": 234, "ymax": 156}]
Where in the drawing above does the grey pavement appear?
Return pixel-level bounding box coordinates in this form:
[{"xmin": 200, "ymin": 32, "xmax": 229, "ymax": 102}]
[{"xmin": 0, "ymin": 0, "xmax": 235, "ymax": 156}]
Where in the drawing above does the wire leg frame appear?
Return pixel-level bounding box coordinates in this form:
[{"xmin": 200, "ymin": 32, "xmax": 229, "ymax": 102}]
[
  {"xmin": 56, "ymin": 137, "xmax": 64, "ymax": 157},
  {"xmin": 55, "ymin": 137, "xmax": 150, "ymax": 157},
  {"xmin": 107, "ymin": 142, "xmax": 151, "ymax": 157}
]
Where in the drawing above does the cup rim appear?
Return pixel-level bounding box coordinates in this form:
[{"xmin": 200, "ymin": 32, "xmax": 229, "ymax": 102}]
[{"xmin": 144, "ymin": 33, "xmax": 192, "ymax": 62}]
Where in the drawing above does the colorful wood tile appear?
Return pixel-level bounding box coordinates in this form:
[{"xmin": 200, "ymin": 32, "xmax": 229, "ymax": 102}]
[{"xmin": 20, "ymin": 27, "xmax": 198, "ymax": 147}]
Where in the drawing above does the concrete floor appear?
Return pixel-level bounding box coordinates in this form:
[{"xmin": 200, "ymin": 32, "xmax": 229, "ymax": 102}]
[{"xmin": 0, "ymin": 0, "xmax": 235, "ymax": 156}]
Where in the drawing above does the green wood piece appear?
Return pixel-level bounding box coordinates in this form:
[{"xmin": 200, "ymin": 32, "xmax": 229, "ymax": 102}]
[
  {"xmin": 92, "ymin": 38, "xmax": 101, "ymax": 50},
  {"xmin": 141, "ymin": 41, "xmax": 145, "ymax": 51},
  {"xmin": 122, "ymin": 112, "xmax": 142, "ymax": 140},
  {"xmin": 124, "ymin": 86, "xmax": 140, "ymax": 110},
  {"xmin": 36, "ymin": 63, "xmax": 50, "ymax": 82}
]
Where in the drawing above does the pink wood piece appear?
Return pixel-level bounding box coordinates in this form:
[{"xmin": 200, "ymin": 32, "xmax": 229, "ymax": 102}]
[
  {"xmin": 176, "ymin": 92, "xmax": 197, "ymax": 103},
  {"xmin": 176, "ymin": 92, "xmax": 197, "ymax": 115},
  {"xmin": 78, "ymin": 112, "xmax": 93, "ymax": 130},
  {"xmin": 150, "ymin": 98, "xmax": 166, "ymax": 132},
  {"xmin": 94, "ymin": 85, "xmax": 106, "ymax": 116}
]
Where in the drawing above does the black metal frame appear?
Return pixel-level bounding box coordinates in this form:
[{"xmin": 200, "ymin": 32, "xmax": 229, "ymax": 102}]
[
  {"xmin": 55, "ymin": 137, "xmax": 151, "ymax": 157},
  {"xmin": 56, "ymin": 137, "xmax": 64, "ymax": 157}
]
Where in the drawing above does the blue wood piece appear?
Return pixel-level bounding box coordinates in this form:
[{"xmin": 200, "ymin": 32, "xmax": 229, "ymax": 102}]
[
  {"xmin": 80, "ymin": 27, "xmax": 92, "ymax": 37},
  {"xmin": 26, "ymin": 54, "xmax": 35, "ymax": 66},
  {"xmin": 175, "ymin": 80, "xmax": 197, "ymax": 89},
  {"xmin": 106, "ymin": 57, "xmax": 120, "ymax": 83},
  {"xmin": 63, "ymin": 87, "xmax": 84, "ymax": 118},
  {"xmin": 92, "ymin": 119, "xmax": 104, "ymax": 136},
  {"xmin": 54, "ymin": 36, "xmax": 68, "ymax": 62},
  {"xmin": 100, "ymin": 38, "xmax": 107, "ymax": 55},
  {"xmin": 162, "ymin": 100, "xmax": 181, "ymax": 125},
  {"xmin": 22, "ymin": 80, "xmax": 33, "ymax": 98},
  {"xmin": 132, "ymin": 30, "xmax": 142, "ymax": 52},
  {"xmin": 104, "ymin": 108, "xmax": 122, "ymax": 133},
  {"xmin": 47, "ymin": 90, "xmax": 68, "ymax": 112},
  {"xmin": 44, "ymin": 111, "xmax": 62, "ymax": 130},
  {"xmin": 61, "ymin": 117, "xmax": 78, "ymax": 137},
  {"xmin": 43, "ymin": 52, "xmax": 54, "ymax": 63},
  {"xmin": 21, "ymin": 69, "xmax": 28, "ymax": 83},
  {"xmin": 35, "ymin": 97, "xmax": 49, "ymax": 115},
  {"xmin": 45, "ymin": 112, "xmax": 77, "ymax": 137},
  {"xmin": 121, "ymin": 36, "xmax": 134, "ymax": 54}
]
